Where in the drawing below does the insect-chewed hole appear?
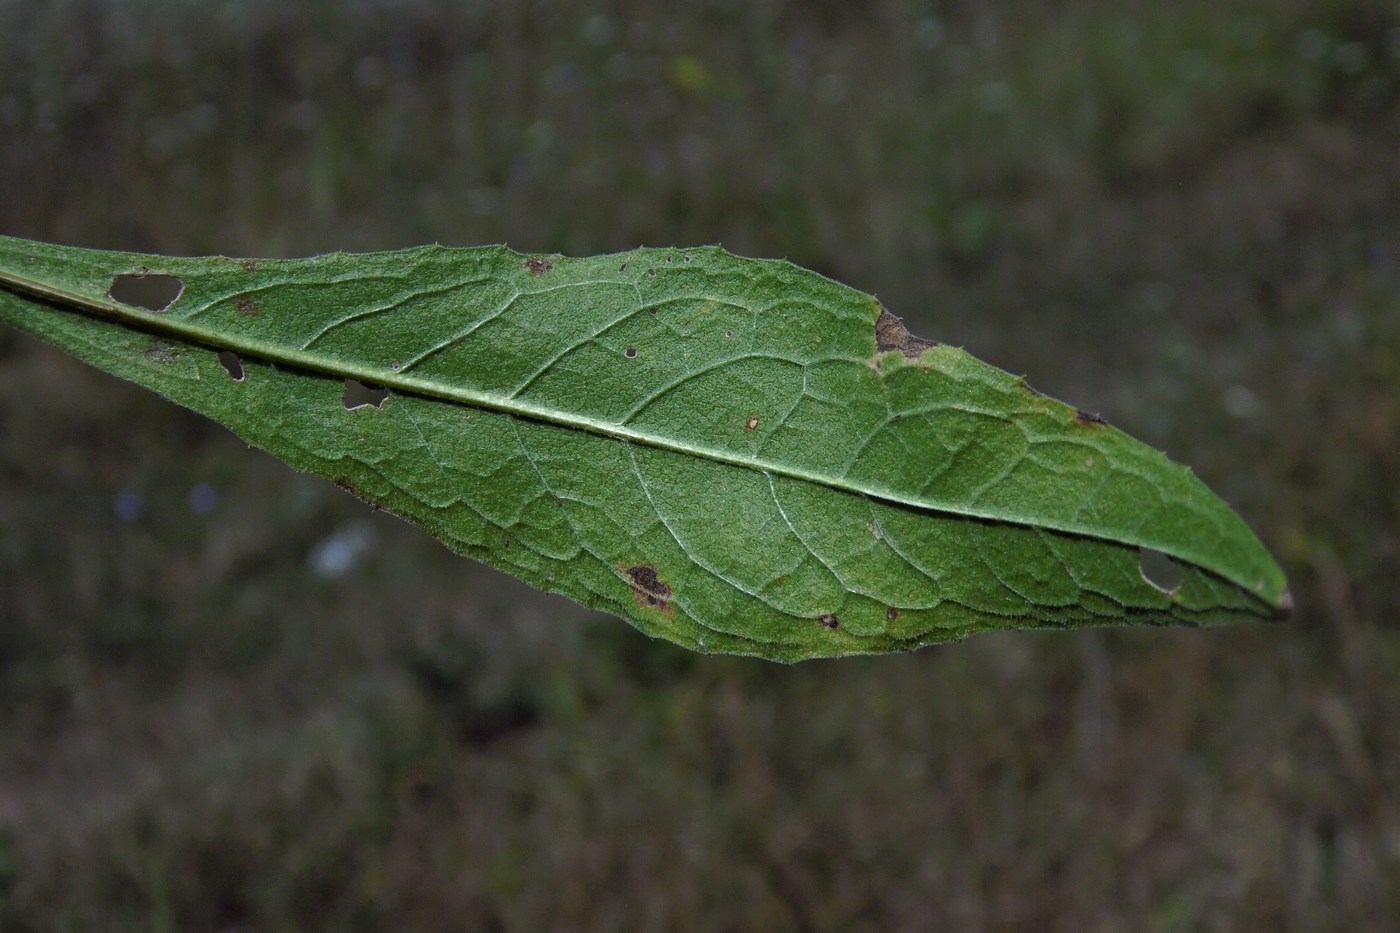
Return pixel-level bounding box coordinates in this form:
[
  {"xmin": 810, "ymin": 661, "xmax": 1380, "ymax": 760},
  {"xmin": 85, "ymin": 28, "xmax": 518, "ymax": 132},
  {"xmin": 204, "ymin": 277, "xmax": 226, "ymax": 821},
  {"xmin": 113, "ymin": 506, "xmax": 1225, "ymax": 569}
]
[
  {"xmin": 1139, "ymin": 547, "xmax": 1185, "ymax": 594},
  {"xmin": 217, "ymin": 350, "xmax": 245, "ymax": 381},
  {"xmin": 341, "ymin": 379, "xmax": 388, "ymax": 409},
  {"xmin": 109, "ymin": 273, "xmax": 184, "ymax": 312}
]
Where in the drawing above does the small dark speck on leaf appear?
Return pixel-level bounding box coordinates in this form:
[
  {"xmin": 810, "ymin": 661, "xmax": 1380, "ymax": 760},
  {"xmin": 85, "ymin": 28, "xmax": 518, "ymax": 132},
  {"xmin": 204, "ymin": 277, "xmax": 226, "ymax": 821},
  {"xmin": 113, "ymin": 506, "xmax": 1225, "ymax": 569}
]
[
  {"xmin": 234, "ymin": 295, "xmax": 260, "ymax": 317},
  {"xmin": 625, "ymin": 346, "xmax": 637, "ymax": 358},
  {"xmin": 217, "ymin": 350, "xmax": 245, "ymax": 382},
  {"xmin": 619, "ymin": 260, "xmax": 629, "ymax": 272},
  {"xmin": 646, "ymin": 268, "xmax": 656, "ymax": 277},
  {"xmin": 525, "ymin": 256, "xmax": 553, "ymax": 274},
  {"xmin": 1076, "ymin": 409, "xmax": 1108, "ymax": 426},
  {"xmin": 886, "ymin": 607, "xmax": 899, "ymax": 622},
  {"xmin": 744, "ymin": 412, "xmax": 760, "ymax": 431},
  {"xmin": 240, "ymin": 259, "xmax": 257, "ymax": 272},
  {"xmin": 109, "ymin": 273, "xmax": 184, "ymax": 313},
  {"xmin": 648, "ymin": 307, "xmax": 657, "ymax": 316},
  {"xmin": 626, "ymin": 564, "xmax": 673, "ymax": 611},
  {"xmin": 342, "ymin": 379, "xmax": 388, "ymax": 410},
  {"xmin": 725, "ymin": 329, "xmax": 734, "ymax": 338},
  {"xmin": 817, "ymin": 613, "xmax": 840, "ymax": 629},
  {"xmin": 874, "ymin": 307, "xmax": 936, "ymax": 359}
]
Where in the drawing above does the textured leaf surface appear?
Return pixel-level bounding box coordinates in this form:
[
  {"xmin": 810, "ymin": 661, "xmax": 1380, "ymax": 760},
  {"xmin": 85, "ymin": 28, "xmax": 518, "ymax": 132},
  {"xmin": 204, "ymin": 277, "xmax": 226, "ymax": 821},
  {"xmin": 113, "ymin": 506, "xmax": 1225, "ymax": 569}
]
[{"xmin": 0, "ymin": 235, "xmax": 1288, "ymax": 660}]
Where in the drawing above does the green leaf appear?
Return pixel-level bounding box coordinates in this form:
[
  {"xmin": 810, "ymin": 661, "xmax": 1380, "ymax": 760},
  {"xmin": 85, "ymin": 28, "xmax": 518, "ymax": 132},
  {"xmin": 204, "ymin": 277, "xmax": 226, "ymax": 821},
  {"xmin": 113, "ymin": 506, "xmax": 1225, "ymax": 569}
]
[{"xmin": 0, "ymin": 235, "xmax": 1288, "ymax": 661}]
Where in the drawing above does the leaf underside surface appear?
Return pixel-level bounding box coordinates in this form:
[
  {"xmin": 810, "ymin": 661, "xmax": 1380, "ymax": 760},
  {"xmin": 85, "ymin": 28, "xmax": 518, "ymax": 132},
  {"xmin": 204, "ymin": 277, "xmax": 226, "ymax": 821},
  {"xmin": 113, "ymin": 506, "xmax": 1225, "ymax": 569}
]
[{"xmin": 0, "ymin": 236, "xmax": 1288, "ymax": 661}]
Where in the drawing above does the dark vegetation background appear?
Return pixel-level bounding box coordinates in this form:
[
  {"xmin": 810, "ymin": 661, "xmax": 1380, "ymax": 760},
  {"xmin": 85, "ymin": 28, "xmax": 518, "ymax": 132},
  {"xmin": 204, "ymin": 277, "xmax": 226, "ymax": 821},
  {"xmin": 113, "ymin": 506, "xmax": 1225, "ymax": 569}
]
[{"xmin": 1, "ymin": 0, "xmax": 1397, "ymax": 928}]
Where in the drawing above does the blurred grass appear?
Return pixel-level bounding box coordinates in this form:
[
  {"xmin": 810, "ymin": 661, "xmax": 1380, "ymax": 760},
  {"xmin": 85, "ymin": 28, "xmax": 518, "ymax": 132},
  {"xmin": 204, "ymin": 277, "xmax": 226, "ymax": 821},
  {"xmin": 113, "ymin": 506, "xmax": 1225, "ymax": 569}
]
[{"xmin": 1, "ymin": 0, "xmax": 1398, "ymax": 929}]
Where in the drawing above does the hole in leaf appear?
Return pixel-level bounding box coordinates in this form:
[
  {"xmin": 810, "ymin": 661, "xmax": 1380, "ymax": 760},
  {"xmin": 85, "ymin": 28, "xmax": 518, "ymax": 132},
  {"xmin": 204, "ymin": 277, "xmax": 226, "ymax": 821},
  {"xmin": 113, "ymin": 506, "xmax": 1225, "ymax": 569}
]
[
  {"xmin": 341, "ymin": 379, "xmax": 387, "ymax": 409},
  {"xmin": 217, "ymin": 350, "xmax": 245, "ymax": 381},
  {"xmin": 108, "ymin": 273, "xmax": 183, "ymax": 312},
  {"xmin": 625, "ymin": 346, "xmax": 637, "ymax": 358},
  {"xmin": 1139, "ymin": 547, "xmax": 1185, "ymax": 594}
]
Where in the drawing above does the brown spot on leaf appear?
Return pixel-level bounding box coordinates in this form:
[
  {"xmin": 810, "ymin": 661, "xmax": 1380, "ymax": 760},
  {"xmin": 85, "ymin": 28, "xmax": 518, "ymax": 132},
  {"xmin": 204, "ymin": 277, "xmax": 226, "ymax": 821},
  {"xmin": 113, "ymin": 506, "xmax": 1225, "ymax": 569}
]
[
  {"xmin": 875, "ymin": 307, "xmax": 937, "ymax": 360},
  {"xmin": 240, "ymin": 259, "xmax": 257, "ymax": 272},
  {"xmin": 817, "ymin": 613, "xmax": 840, "ymax": 629},
  {"xmin": 234, "ymin": 295, "xmax": 260, "ymax": 317},
  {"xmin": 626, "ymin": 564, "xmax": 673, "ymax": 612},
  {"xmin": 885, "ymin": 607, "xmax": 899, "ymax": 622},
  {"xmin": 744, "ymin": 412, "xmax": 760, "ymax": 431},
  {"xmin": 525, "ymin": 256, "xmax": 553, "ymax": 274},
  {"xmin": 1076, "ymin": 409, "xmax": 1108, "ymax": 427}
]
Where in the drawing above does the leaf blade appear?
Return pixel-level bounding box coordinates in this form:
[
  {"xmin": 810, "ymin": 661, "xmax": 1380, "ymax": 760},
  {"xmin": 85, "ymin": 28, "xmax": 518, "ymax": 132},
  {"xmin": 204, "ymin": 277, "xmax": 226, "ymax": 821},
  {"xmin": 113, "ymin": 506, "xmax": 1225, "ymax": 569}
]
[{"xmin": 0, "ymin": 235, "xmax": 1288, "ymax": 660}]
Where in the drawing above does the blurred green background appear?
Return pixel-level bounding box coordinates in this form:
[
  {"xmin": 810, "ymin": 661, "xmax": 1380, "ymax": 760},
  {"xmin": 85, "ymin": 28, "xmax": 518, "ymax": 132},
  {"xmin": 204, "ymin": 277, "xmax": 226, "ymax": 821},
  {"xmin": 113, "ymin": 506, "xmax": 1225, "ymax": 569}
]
[{"xmin": 1, "ymin": 0, "xmax": 1398, "ymax": 929}]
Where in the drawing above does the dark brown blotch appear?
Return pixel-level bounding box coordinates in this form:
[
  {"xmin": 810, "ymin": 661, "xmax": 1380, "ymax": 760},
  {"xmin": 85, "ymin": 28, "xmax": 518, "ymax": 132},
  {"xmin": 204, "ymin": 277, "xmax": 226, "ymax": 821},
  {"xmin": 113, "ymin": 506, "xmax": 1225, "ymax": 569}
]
[
  {"xmin": 234, "ymin": 295, "xmax": 260, "ymax": 317},
  {"xmin": 626, "ymin": 564, "xmax": 673, "ymax": 612},
  {"xmin": 875, "ymin": 307, "xmax": 937, "ymax": 360},
  {"xmin": 240, "ymin": 259, "xmax": 257, "ymax": 272},
  {"xmin": 525, "ymin": 256, "xmax": 553, "ymax": 274},
  {"xmin": 885, "ymin": 607, "xmax": 899, "ymax": 623},
  {"xmin": 1076, "ymin": 409, "xmax": 1108, "ymax": 427},
  {"xmin": 817, "ymin": 613, "xmax": 840, "ymax": 629}
]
